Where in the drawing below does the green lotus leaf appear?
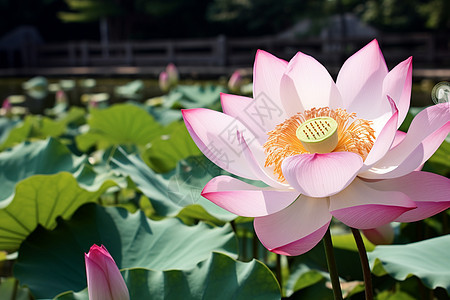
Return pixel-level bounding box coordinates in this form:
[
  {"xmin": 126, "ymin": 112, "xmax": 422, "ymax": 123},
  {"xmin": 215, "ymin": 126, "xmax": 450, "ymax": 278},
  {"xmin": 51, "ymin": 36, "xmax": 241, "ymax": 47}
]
[
  {"xmin": 114, "ymin": 80, "xmax": 144, "ymax": 99},
  {"xmin": 110, "ymin": 148, "xmax": 236, "ymax": 222},
  {"xmin": 142, "ymin": 121, "xmax": 201, "ymax": 173},
  {"xmin": 423, "ymin": 140, "xmax": 450, "ymax": 177},
  {"xmin": 368, "ymin": 235, "xmax": 450, "ymax": 294},
  {"xmin": 159, "ymin": 85, "xmax": 224, "ymax": 110},
  {"xmin": 22, "ymin": 76, "xmax": 48, "ymax": 100},
  {"xmin": 0, "ymin": 278, "xmax": 32, "ymax": 300},
  {"xmin": 176, "ymin": 84, "xmax": 225, "ymax": 109},
  {"xmin": 75, "ymin": 103, "xmax": 162, "ymax": 151},
  {"xmin": 0, "ymin": 111, "xmax": 84, "ymax": 150},
  {"xmin": 332, "ymin": 233, "xmax": 375, "ymax": 252},
  {"xmin": 0, "ymin": 117, "xmax": 21, "ymax": 145},
  {"xmin": 14, "ymin": 203, "xmax": 237, "ymax": 299},
  {"xmin": 55, "ymin": 252, "xmax": 280, "ymax": 300},
  {"xmin": 0, "ymin": 138, "xmax": 87, "ymax": 205},
  {"xmin": 145, "ymin": 106, "xmax": 183, "ymax": 126},
  {"xmin": 0, "ymin": 172, "xmax": 116, "ymax": 252}
]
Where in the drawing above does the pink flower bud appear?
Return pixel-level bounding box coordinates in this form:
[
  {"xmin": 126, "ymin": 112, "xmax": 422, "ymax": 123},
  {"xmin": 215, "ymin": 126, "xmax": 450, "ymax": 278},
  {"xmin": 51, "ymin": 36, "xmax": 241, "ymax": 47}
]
[
  {"xmin": 159, "ymin": 71, "xmax": 170, "ymax": 92},
  {"xmin": 361, "ymin": 223, "xmax": 395, "ymax": 245},
  {"xmin": 56, "ymin": 90, "xmax": 68, "ymax": 104},
  {"xmin": 2, "ymin": 98, "xmax": 11, "ymax": 110},
  {"xmin": 85, "ymin": 244, "xmax": 130, "ymax": 300},
  {"xmin": 166, "ymin": 63, "xmax": 179, "ymax": 86},
  {"xmin": 228, "ymin": 70, "xmax": 244, "ymax": 92}
]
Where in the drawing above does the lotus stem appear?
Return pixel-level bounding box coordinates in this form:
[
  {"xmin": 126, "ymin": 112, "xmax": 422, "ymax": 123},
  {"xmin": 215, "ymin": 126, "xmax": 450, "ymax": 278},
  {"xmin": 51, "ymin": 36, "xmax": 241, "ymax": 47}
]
[
  {"xmin": 323, "ymin": 227, "xmax": 343, "ymax": 300},
  {"xmin": 276, "ymin": 253, "xmax": 282, "ymax": 289},
  {"xmin": 351, "ymin": 227, "xmax": 373, "ymax": 300}
]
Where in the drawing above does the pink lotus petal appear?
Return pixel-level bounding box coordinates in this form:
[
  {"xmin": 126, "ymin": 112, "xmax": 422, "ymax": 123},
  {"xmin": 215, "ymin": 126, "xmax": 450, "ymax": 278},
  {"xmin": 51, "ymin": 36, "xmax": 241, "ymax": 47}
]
[
  {"xmin": 237, "ymin": 131, "xmax": 290, "ymax": 189},
  {"xmin": 280, "ymin": 51, "xmax": 342, "ymax": 116},
  {"xmin": 281, "ymin": 152, "xmax": 363, "ymax": 197},
  {"xmin": 182, "ymin": 108, "xmax": 260, "ymax": 180},
  {"xmin": 336, "ymin": 40, "xmax": 389, "ymax": 121},
  {"xmin": 362, "ymin": 96, "xmax": 398, "ymax": 170},
  {"xmin": 201, "ymin": 175, "xmax": 298, "ymax": 217},
  {"xmin": 253, "ymin": 50, "xmax": 289, "ymax": 127},
  {"xmin": 220, "ymin": 93, "xmax": 270, "ymax": 144},
  {"xmin": 391, "ymin": 130, "xmax": 407, "ymax": 149},
  {"xmin": 85, "ymin": 244, "xmax": 129, "ymax": 300},
  {"xmin": 254, "ymin": 195, "xmax": 331, "ymax": 256},
  {"xmin": 365, "ymin": 171, "xmax": 450, "ymax": 222},
  {"xmin": 382, "ymin": 57, "xmax": 413, "ymax": 127},
  {"xmin": 361, "ymin": 223, "xmax": 395, "ymax": 245},
  {"xmin": 361, "ymin": 103, "xmax": 450, "ymax": 179},
  {"xmin": 86, "ymin": 257, "xmax": 114, "ymax": 300},
  {"xmin": 330, "ymin": 178, "xmax": 416, "ymax": 229}
]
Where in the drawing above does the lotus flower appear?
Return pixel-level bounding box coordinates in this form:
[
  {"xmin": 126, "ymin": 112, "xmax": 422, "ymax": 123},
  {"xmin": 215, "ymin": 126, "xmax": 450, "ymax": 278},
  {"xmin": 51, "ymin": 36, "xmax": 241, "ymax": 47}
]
[
  {"xmin": 85, "ymin": 244, "xmax": 130, "ymax": 300},
  {"xmin": 55, "ymin": 90, "xmax": 68, "ymax": 104},
  {"xmin": 182, "ymin": 40, "xmax": 450, "ymax": 256},
  {"xmin": 166, "ymin": 63, "xmax": 179, "ymax": 86},
  {"xmin": 159, "ymin": 71, "xmax": 170, "ymax": 92},
  {"xmin": 2, "ymin": 98, "xmax": 11, "ymax": 110},
  {"xmin": 228, "ymin": 70, "xmax": 244, "ymax": 93}
]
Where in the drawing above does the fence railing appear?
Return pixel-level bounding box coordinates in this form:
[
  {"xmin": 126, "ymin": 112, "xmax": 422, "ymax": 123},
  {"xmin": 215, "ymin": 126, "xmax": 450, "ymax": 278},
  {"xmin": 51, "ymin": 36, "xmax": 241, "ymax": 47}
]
[{"xmin": 3, "ymin": 33, "xmax": 450, "ymax": 71}]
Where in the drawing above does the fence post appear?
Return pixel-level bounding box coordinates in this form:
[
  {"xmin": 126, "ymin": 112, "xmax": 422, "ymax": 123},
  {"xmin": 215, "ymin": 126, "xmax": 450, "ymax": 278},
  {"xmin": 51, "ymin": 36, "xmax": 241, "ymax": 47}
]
[
  {"xmin": 125, "ymin": 41, "xmax": 133, "ymax": 65},
  {"xmin": 216, "ymin": 35, "xmax": 227, "ymax": 67},
  {"xmin": 68, "ymin": 42, "xmax": 76, "ymax": 66},
  {"xmin": 80, "ymin": 41, "xmax": 88, "ymax": 66}
]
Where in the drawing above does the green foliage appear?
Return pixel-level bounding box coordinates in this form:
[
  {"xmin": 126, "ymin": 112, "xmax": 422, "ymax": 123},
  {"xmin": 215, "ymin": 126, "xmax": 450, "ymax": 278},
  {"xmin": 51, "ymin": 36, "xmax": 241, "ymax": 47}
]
[
  {"xmin": 157, "ymin": 84, "xmax": 225, "ymax": 110},
  {"xmin": 109, "ymin": 147, "xmax": 237, "ymax": 222},
  {"xmin": 423, "ymin": 140, "xmax": 450, "ymax": 177},
  {"xmin": 0, "ymin": 278, "xmax": 31, "ymax": 300},
  {"xmin": 0, "ymin": 173, "xmax": 116, "ymax": 252},
  {"xmin": 0, "ymin": 107, "xmax": 85, "ymax": 150},
  {"xmin": 142, "ymin": 121, "xmax": 201, "ymax": 173},
  {"xmin": 59, "ymin": 0, "xmax": 121, "ymax": 22},
  {"xmin": 14, "ymin": 203, "xmax": 237, "ymax": 299},
  {"xmin": 343, "ymin": 0, "xmax": 450, "ymax": 31},
  {"xmin": 76, "ymin": 103, "xmax": 161, "ymax": 151},
  {"xmin": 0, "ymin": 138, "xmax": 87, "ymax": 204},
  {"xmin": 0, "ymin": 118, "xmax": 21, "ymax": 144},
  {"xmin": 206, "ymin": 0, "xmax": 330, "ymax": 36},
  {"xmin": 369, "ymin": 235, "xmax": 450, "ymax": 293},
  {"xmin": 174, "ymin": 85, "xmax": 225, "ymax": 109}
]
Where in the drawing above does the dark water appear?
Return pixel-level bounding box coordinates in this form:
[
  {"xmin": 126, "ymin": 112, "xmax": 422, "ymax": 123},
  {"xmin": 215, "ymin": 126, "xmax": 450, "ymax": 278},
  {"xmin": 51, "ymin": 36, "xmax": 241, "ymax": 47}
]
[{"xmin": 0, "ymin": 77, "xmax": 167, "ymax": 114}]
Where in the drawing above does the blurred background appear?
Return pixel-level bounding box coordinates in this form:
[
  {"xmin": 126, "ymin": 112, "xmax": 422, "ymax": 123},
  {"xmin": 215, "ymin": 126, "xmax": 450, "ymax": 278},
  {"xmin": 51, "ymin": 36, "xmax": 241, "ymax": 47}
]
[
  {"xmin": 0, "ymin": 0, "xmax": 449, "ymax": 108},
  {"xmin": 1, "ymin": 0, "xmax": 449, "ymax": 70}
]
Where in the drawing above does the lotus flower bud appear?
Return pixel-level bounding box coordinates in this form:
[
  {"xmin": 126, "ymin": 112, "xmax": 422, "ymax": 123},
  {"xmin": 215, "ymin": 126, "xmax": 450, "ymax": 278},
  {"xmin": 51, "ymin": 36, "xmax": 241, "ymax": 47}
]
[
  {"xmin": 56, "ymin": 90, "xmax": 68, "ymax": 104},
  {"xmin": 159, "ymin": 71, "xmax": 170, "ymax": 92},
  {"xmin": 228, "ymin": 70, "xmax": 244, "ymax": 93},
  {"xmin": 166, "ymin": 63, "xmax": 179, "ymax": 86},
  {"xmin": 1, "ymin": 98, "xmax": 12, "ymax": 117},
  {"xmin": 361, "ymin": 223, "xmax": 395, "ymax": 245},
  {"xmin": 2, "ymin": 98, "xmax": 11, "ymax": 110},
  {"xmin": 85, "ymin": 244, "xmax": 130, "ymax": 300}
]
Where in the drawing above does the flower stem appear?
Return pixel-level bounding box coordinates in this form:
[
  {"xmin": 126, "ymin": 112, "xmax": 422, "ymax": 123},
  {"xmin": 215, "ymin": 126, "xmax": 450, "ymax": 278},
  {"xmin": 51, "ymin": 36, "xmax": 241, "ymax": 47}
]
[
  {"xmin": 323, "ymin": 227, "xmax": 343, "ymax": 300},
  {"xmin": 351, "ymin": 228, "xmax": 373, "ymax": 300},
  {"xmin": 276, "ymin": 253, "xmax": 282, "ymax": 289}
]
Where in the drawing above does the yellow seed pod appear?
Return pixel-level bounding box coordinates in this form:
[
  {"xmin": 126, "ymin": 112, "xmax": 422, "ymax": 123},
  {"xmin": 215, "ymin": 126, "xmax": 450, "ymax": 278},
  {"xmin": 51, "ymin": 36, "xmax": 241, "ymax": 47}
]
[{"xmin": 296, "ymin": 117, "xmax": 339, "ymax": 154}]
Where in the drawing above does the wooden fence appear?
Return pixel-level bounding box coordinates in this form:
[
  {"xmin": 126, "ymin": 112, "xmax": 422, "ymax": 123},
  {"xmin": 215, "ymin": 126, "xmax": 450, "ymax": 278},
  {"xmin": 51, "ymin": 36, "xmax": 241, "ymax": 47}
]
[{"xmin": 3, "ymin": 33, "xmax": 450, "ymax": 72}]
